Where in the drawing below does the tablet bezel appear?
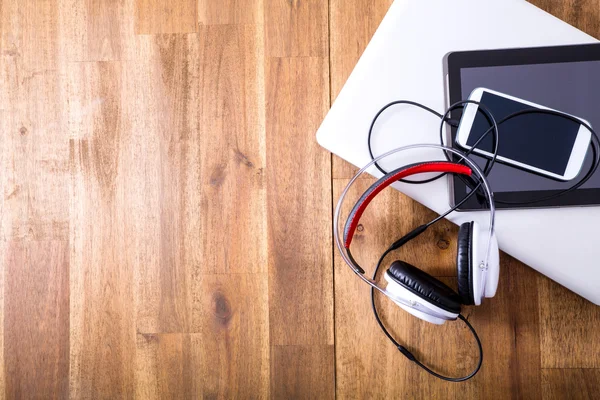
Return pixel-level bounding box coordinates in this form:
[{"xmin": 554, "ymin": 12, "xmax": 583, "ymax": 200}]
[{"xmin": 445, "ymin": 43, "xmax": 600, "ymax": 210}]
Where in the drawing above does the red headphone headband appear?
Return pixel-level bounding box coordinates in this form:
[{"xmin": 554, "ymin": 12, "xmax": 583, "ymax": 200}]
[{"xmin": 343, "ymin": 162, "xmax": 472, "ymax": 248}]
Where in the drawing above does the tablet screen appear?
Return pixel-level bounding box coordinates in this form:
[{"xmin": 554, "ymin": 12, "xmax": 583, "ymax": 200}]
[
  {"xmin": 459, "ymin": 60, "xmax": 600, "ymax": 192},
  {"xmin": 447, "ymin": 45, "xmax": 600, "ymax": 208}
]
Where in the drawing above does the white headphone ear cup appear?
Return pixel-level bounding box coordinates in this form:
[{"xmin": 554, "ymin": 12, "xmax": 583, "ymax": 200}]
[
  {"xmin": 484, "ymin": 233, "xmax": 500, "ymax": 298},
  {"xmin": 470, "ymin": 221, "xmax": 484, "ymax": 306},
  {"xmin": 471, "ymin": 222, "xmax": 500, "ymax": 304}
]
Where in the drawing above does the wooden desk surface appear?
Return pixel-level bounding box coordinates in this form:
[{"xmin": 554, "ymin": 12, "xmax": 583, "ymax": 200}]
[{"xmin": 1, "ymin": 0, "xmax": 599, "ymax": 398}]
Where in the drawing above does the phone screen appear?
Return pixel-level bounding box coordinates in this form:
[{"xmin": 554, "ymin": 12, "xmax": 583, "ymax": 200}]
[{"xmin": 467, "ymin": 91, "xmax": 581, "ymax": 175}]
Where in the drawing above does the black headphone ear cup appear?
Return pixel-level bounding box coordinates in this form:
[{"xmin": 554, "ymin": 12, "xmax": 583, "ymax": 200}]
[
  {"xmin": 387, "ymin": 261, "xmax": 461, "ymax": 313},
  {"xmin": 457, "ymin": 222, "xmax": 475, "ymax": 305}
]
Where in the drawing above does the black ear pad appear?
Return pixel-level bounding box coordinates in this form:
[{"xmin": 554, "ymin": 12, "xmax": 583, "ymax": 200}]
[
  {"xmin": 457, "ymin": 222, "xmax": 475, "ymax": 305},
  {"xmin": 387, "ymin": 261, "xmax": 461, "ymax": 313}
]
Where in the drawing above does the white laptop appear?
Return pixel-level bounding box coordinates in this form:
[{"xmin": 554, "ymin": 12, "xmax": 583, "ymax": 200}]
[{"xmin": 317, "ymin": 0, "xmax": 600, "ymax": 304}]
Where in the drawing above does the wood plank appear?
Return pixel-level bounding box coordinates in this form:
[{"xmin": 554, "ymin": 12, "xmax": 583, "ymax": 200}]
[
  {"xmin": 329, "ymin": 0, "xmax": 393, "ymax": 179},
  {"xmin": 542, "ymin": 369, "xmax": 600, "ymax": 400},
  {"xmin": 136, "ymin": 0, "xmax": 197, "ymax": 34},
  {"xmin": 130, "ymin": 33, "xmax": 199, "ymax": 335},
  {"xmin": 539, "ymin": 275, "xmax": 600, "ymax": 368},
  {"xmin": 130, "ymin": 34, "xmax": 203, "ymax": 392},
  {"xmin": 58, "ymin": 0, "xmax": 136, "ymax": 62},
  {"xmin": 0, "ymin": 0, "xmax": 69, "ymax": 241},
  {"xmin": 0, "ymin": 70, "xmax": 69, "ymax": 241},
  {"xmin": 266, "ymin": 57, "xmax": 332, "ymax": 345},
  {"xmin": 135, "ymin": 333, "xmax": 198, "ymax": 399},
  {"xmin": 475, "ymin": 255, "xmax": 542, "ymax": 399},
  {"xmin": 4, "ymin": 241, "xmax": 69, "ymax": 399},
  {"xmin": 68, "ymin": 32, "xmax": 203, "ymax": 396},
  {"xmin": 198, "ymin": 0, "xmax": 262, "ymax": 25},
  {"xmin": 199, "ymin": 273, "xmax": 269, "ymax": 397},
  {"xmin": 196, "ymin": 23, "xmax": 269, "ymax": 397},
  {"xmin": 270, "ymin": 345, "xmax": 334, "ymax": 399},
  {"xmin": 1, "ymin": 1, "xmax": 70, "ymax": 398},
  {"xmin": 264, "ymin": 0, "xmax": 328, "ymax": 57},
  {"xmin": 198, "ymin": 24, "xmax": 266, "ymax": 276},
  {"xmin": 0, "ymin": 210, "xmax": 4, "ymax": 399},
  {"xmin": 265, "ymin": 48, "xmax": 333, "ymax": 395},
  {"xmin": 0, "ymin": 0, "xmax": 58, "ymax": 70},
  {"xmin": 333, "ymin": 178, "xmax": 542, "ymax": 398},
  {"xmin": 68, "ymin": 61, "xmax": 136, "ymax": 398}
]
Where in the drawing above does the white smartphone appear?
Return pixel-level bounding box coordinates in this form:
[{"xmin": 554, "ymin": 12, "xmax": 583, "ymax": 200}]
[{"xmin": 456, "ymin": 88, "xmax": 592, "ymax": 181}]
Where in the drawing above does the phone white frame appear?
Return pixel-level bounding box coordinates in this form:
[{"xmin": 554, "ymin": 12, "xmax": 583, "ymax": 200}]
[{"xmin": 456, "ymin": 87, "xmax": 592, "ymax": 181}]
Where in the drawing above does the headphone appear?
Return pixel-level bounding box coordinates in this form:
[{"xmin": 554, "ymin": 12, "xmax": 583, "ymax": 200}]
[
  {"xmin": 334, "ymin": 144, "xmax": 499, "ymax": 381},
  {"xmin": 344, "ymin": 160, "xmax": 499, "ymax": 323},
  {"xmin": 339, "ymin": 98, "xmax": 600, "ymax": 381}
]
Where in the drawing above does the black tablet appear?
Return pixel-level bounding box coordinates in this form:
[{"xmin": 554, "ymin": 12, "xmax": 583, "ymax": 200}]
[{"xmin": 444, "ymin": 43, "xmax": 600, "ymax": 210}]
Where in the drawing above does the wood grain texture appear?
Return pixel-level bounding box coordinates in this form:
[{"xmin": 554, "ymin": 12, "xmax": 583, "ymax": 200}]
[
  {"xmin": 542, "ymin": 369, "xmax": 600, "ymax": 400},
  {"xmin": 136, "ymin": 0, "xmax": 197, "ymax": 34},
  {"xmin": 1, "ymin": 0, "xmax": 599, "ymax": 398},
  {"xmin": 130, "ymin": 33, "xmax": 199, "ymax": 335},
  {"xmin": 266, "ymin": 56, "xmax": 332, "ymax": 346},
  {"xmin": 265, "ymin": 55, "xmax": 334, "ymax": 396},
  {"xmin": 1, "ymin": 0, "xmax": 70, "ymax": 241},
  {"xmin": 197, "ymin": 22, "xmax": 269, "ymax": 397},
  {"xmin": 0, "ymin": 244, "xmax": 4, "ymax": 399},
  {"xmin": 198, "ymin": 24, "xmax": 266, "ymax": 276},
  {"xmin": 59, "ymin": 0, "xmax": 137, "ymax": 62},
  {"xmin": 126, "ymin": 33, "xmax": 201, "ymax": 398},
  {"xmin": 199, "ymin": 274, "xmax": 269, "ymax": 397},
  {"xmin": 264, "ymin": 0, "xmax": 334, "ymax": 396},
  {"xmin": 198, "ymin": 0, "xmax": 262, "ymax": 25},
  {"xmin": 1, "ymin": 0, "xmax": 71, "ymax": 397},
  {"xmin": 264, "ymin": 0, "xmax": 328, "ymax": 57},
  {"xmin": 135, "ymin": 333, "xmax": 198, "ymax": 399},
  {"xmin": 539, "ymin": 275, "xmax": 600, "ymax": 368},
  {"xmin": 271, "ymin": 345, "xmax": 335, "ymax": 399},
  {"xmin": 4, "ymin": 241, "xmax": 70, "ymax": 399},
  {"xmin": 473, "ymin": 255, "xmax": 542, "ymax": 399},
  {"xmin": 68, "ymin": 61, "xmax": 137, "ymax": 398},
  {"xmin": 1, "ymin": 0, "xmax": 59, "ymax": 69},
  {"xmin": 0, "ymin": 70, "xmax": 70, "ymax": 241}
]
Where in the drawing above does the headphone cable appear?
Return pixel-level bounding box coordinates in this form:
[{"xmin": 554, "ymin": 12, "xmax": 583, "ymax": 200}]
[
  {"xmin": 368, "ymin": 100, "xmax": 600, "ymax": 207},
  {"xmin": 370, "ymin": 247, "xmax": 483, "ymax": 382}
]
